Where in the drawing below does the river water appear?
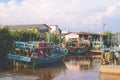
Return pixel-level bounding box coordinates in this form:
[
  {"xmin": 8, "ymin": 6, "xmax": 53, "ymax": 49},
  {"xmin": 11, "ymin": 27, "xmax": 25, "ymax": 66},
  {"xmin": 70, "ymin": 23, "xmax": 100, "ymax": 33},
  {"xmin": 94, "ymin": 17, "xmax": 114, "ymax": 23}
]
[{"xmin": 0, "ymin": 57, "xmax": 120, "ymax": 80}]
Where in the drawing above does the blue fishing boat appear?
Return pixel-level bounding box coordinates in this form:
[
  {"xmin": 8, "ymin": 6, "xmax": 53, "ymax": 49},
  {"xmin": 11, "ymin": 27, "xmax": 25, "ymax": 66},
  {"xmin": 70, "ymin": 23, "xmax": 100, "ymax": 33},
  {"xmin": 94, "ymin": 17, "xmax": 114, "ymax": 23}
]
[
  {"xmin": 38, "ymin": 55, "xmax": 64, "ymax": 64},
  {"xmin": 67, "ymin": 46, "xmax": 87, "ymax": 55},
  {"xmin": 7, "ymin": 41, "xmax": 68, "ymax": 67},
  {"xmin": 7, "ymin": 53, "xmax": 31, "ymax": 62},
  {"xmin": 90, "ymin": 38, "xmax": 110, "ymax": 53}
]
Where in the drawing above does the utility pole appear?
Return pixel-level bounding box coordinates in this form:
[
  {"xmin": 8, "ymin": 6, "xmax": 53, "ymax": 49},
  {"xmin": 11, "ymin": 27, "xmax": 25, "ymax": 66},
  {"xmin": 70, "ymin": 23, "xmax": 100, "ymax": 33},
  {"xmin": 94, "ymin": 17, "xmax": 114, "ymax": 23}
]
[
  {"xmin": 101, "ymin": 24, "xmax": 105, "ymax": 42},
  {"xmin": 103, "ymin": 24, "xmax": 105, "ymax": 32},
  {"xmin": 102, "ymin": 23, "xmax": 105, "ymax": 41}
]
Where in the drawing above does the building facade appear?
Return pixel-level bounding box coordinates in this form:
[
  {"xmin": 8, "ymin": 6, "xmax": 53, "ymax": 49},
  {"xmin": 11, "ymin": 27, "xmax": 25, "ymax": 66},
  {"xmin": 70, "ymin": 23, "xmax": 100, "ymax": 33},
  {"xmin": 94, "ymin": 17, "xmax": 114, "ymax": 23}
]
[{"xmin": 49, "ymin": 25, "xmax": 61, "ymax": 34}]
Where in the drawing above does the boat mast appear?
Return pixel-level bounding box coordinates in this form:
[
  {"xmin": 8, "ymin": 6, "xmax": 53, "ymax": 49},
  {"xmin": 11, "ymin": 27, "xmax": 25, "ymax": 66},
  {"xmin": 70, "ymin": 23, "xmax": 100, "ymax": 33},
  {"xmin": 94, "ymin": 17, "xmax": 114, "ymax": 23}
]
[{"xmin": 47, "ymin": 27, "xmax": 51, "ymax": 43}]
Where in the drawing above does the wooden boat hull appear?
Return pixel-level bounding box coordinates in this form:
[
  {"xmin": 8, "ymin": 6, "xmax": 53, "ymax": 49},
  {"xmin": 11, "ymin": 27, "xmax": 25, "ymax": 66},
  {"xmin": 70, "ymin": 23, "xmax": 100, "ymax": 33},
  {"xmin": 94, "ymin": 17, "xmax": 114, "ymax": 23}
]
[
  {"xmin": 7, "ymin": 54, "xmax": 64, "ymax": 65},
  {"xmin": 7, "ymin": 54, "xmax": 31, "ymax": 62},
  {"xmin": 99, "ymin": 73, "xmax": 120, "ymax": 80},
  {"xmin": 99, "ymin": 65, "xmax": 120, "ymax": 74},
  {"xmin": 38, "ymin": 55, "xmax": 64, "ymax": 64},
  {"xmin": 68, "ymin": 47, "xmax": 87, "ymax": 55}
]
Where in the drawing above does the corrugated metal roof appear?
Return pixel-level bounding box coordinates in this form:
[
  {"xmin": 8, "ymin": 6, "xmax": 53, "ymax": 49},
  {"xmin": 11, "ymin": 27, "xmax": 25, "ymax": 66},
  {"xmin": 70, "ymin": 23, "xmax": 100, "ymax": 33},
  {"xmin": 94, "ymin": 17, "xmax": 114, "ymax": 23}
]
[{"xmin": 7, "ymin": 24, "xmax": 49, "ymax": 33}]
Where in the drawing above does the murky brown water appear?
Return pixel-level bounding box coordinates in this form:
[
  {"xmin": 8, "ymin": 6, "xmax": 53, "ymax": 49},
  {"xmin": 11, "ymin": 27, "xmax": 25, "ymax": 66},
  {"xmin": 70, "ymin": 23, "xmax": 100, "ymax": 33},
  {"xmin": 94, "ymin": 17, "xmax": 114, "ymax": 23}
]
[{"xmin": 0, "ymin": 57, "xmax": 120, "ymax": 80}]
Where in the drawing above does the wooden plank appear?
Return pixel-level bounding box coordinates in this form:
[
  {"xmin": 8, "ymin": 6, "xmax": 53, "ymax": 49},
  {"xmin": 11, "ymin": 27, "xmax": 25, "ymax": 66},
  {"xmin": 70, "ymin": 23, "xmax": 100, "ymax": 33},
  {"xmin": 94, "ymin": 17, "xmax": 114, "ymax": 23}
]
[{"xmin": 99, "ymin": 65, "xmax": 120, "ymax": 74}]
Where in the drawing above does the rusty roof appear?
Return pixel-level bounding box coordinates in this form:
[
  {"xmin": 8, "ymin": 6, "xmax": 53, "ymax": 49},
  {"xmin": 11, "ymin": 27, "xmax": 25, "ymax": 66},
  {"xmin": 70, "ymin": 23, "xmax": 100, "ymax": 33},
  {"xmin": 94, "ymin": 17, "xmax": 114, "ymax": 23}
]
[{"xmin": 78, "ymin": 31, "xmax": 103, "ymax": 35}]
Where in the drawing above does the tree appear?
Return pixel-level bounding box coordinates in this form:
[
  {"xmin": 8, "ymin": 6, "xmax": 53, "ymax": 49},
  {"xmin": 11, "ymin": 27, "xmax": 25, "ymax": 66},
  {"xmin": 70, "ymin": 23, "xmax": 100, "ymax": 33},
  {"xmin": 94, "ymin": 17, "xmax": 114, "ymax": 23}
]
[
  {"xmin": 50, "ymin": 33, "xmax": 60, "ymax": 44},
  {"xmin": 10, "ymin": 29, "xmax": 41, "ymax": 41},
  {"xmin": 0, "ymin": 27, "xmax": 14, "ymax": 70},
  {"xmin": 103, "ymin": 30, "xmax": 112, "ymax": 36},
  {"xmin": 103, "ymin": 30, "xmax": 113, "ymax": 47}
]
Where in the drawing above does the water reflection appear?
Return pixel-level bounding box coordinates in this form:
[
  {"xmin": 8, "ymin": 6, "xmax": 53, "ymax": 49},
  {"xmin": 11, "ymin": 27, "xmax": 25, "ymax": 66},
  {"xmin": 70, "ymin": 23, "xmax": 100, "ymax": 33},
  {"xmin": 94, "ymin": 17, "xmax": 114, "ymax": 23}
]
[
  {"xmin": 1, "ymin": 56, "xmax": 117, "ymax": 80},
  {"xmin": 36, "ymin": 66, "xmax": 66, "ymax": 80},
  {"xmin": 57, "ymin": 56, "xmax": 100, "ymax": 80},
  {"xmin": 64, "ymin": 56, "xmax": 120, "ymax": 80},
  {"xmin": 0, "ymin": 63, "xmax": 66, "ymax": 80},
  {"xmin": 65, "ymin": 59, "xmax": 93, "ymax": 71}
]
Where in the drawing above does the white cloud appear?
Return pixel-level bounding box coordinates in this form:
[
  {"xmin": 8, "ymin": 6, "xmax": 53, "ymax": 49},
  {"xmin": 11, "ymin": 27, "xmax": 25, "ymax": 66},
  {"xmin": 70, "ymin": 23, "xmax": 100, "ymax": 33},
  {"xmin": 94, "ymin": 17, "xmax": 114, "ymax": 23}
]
[
  {"xmin": 0, "ymin": 0, "xmax": 120, "ymax": 32},
  {"xmin": 0, "ymin": 0, "xmax": 73, "ymax": 25},
  {"xmin": 81, "ymin": 2, "xmax": 120, "ymax": 28},
  {"xmin": 105, "ymin": 2, "xmax": 120, "ymax": 17}
]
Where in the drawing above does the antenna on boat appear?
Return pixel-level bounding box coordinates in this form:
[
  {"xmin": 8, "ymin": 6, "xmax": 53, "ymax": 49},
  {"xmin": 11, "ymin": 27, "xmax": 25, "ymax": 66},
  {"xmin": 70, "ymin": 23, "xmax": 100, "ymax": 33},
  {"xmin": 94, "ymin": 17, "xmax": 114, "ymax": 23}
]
[
  {"xmin": 101, "ymin": 23, "xmax": 106, "ymax": 42},
  {"xmin": 47, "ymin": 27, "xmax": 51, "ymax": 43},
  {"xmin": 103, "ymin": 24, "xmax": 105, "ymax": 32},
  {"xmin": 19, "ymin": 34, "xmax": 23, "ymax": 41}
]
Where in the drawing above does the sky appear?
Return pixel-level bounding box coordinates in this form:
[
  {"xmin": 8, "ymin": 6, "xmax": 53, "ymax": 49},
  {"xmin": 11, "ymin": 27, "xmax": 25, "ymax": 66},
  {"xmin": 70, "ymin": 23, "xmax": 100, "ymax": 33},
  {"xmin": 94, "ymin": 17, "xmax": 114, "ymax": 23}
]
[{"xmin": 0, "ymin": 0, "xmax": 120, "ymax": 32}]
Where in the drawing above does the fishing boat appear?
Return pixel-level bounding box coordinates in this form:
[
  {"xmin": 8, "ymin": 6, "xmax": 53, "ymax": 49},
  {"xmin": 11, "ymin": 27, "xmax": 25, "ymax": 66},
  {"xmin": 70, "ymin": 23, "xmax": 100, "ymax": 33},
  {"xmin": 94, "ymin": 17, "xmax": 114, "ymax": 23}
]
[
  {"xmin": 67, "ymin": 46, "xmax": 87, "ymax": 55},
  {"xmin": 90, "ymin": 38, "xmax": 111, "ymax": 54},
  {"xmin": 7, "ymin": 41, "xmax": 68, "ymax": 67},
  {"xmin": 99, "ymin": 73, "xmax": 120, "ymax": 80},
  {"xmin": 99, "ymin": 65, "xmax": 120, "ymax": 74},
  {"xmin": 99, "ymin": 48, "xmax": 120, "ymax": 74}
]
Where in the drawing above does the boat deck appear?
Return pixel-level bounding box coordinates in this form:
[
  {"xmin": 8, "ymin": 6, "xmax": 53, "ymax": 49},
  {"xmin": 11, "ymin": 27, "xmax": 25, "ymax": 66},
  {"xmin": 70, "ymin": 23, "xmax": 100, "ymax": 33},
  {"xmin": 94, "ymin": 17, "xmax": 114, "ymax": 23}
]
[{"xmin": 90, "ymin": 50, "xmax": 101, "ymax": 53}]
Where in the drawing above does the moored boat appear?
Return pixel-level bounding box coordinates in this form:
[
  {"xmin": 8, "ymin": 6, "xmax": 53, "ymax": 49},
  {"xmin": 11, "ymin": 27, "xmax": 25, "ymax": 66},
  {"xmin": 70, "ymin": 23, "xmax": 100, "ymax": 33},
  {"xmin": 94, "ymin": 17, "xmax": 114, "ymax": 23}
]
[
  {"xmin": 7, "ymin": 41, "xmax": 68, "ymax": 67},
  {"xmin": 67, "ymin": 46, "xmax": 87, "ymax": 55},
  {"xmin": 99, "ymin": 65, "xmax": 120, "ymax": 74}
]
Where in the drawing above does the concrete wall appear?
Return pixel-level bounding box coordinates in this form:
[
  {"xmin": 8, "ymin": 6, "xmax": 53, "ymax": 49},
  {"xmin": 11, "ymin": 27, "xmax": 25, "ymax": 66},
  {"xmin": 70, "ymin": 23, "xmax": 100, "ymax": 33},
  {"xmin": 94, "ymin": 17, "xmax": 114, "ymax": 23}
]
[{"xmin": 49, "ymin": 25, "xmax": 60, "ymax": 34}]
